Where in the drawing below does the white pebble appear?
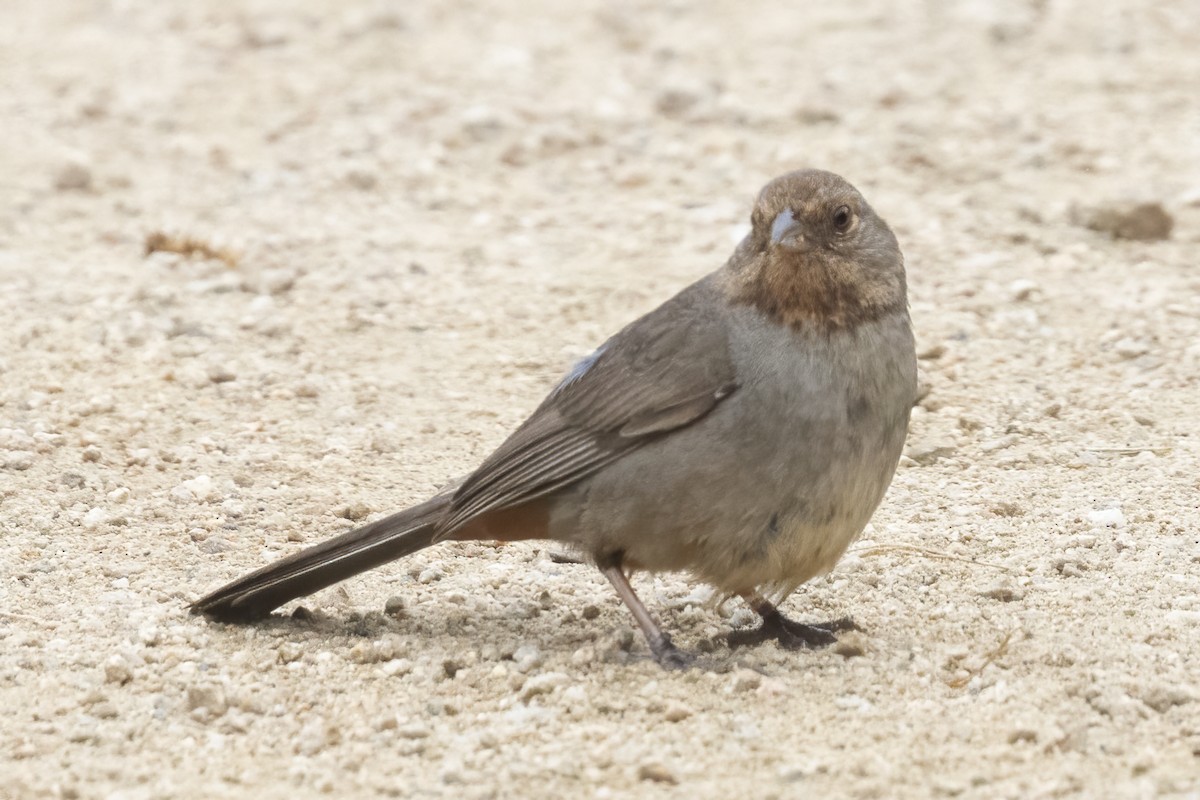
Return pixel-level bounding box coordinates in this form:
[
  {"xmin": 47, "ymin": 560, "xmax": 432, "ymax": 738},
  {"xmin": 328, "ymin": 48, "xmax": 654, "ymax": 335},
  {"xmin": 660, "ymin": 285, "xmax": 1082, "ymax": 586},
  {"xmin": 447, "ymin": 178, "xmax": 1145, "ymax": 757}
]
[
  {"xmin": 104, "ymin": 655, "xmax": 134, "ymax": 685},
  {"xmin": 4, "ymin": 452, "xmax": 34, "ymax": 470},
  {"xmin": 172, "ymin": 474, "xmax": 218, "ymax": 503},
  {"xmin": 1114, "ymin": 338, "xmax": 1150, "ymax": 360},
  {"xmin": 396, "ymin": 723, "xmax": 429, "ymax": 739},
  {"xmin": 519, "ymin": 672, "xmax": 570, "ymax": 702},
  {"xmin": 1009, "ymin": 279, "xmax": 1039, "ymax": 301},
  {"xmin": 0, "ymin": 427, "xmax": 35, "ymax": 449},
  {"xmin": 296, "ymin": 718, "xmax": 331, "ymax": 755},
  {"xmin": 379, "ymin": 658, "xmax": 413, "ymax": 677},
  {"xmin": 513, "ymin": 644, "xmax": 543, "ymax": 674},
  {"xmin": 1087, "ymin": 508, "xmax": 1125, "ymax": 527}
]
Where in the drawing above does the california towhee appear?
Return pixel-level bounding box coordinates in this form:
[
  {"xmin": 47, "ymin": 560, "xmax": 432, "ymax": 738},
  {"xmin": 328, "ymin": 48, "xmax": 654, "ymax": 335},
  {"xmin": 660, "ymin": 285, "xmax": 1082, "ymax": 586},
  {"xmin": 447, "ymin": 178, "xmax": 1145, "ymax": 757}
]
[{"xmin": 192, "ymin": 169, "xmax": 917, "ymax": 668}]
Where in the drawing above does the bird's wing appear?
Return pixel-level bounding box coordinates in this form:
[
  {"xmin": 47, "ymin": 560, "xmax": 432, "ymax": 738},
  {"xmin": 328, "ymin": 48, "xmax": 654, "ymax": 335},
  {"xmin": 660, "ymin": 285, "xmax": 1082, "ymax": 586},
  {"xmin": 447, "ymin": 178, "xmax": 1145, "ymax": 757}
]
[{"xmin": 437, "ymin": 276, "xmax": 739, "ymax": 536}]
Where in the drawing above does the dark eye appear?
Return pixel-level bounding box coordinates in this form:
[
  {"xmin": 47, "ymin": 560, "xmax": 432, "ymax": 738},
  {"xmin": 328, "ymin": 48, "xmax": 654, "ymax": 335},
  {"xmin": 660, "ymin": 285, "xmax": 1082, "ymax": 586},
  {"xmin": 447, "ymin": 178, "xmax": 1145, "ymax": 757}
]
[{"xmin": 832, "ymin": 205, "xmax": 853, "ymax": 233}]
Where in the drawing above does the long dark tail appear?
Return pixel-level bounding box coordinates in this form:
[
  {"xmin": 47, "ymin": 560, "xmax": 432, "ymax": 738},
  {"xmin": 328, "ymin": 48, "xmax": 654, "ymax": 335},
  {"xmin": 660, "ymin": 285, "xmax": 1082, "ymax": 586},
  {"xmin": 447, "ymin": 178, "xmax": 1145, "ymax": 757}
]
[{"xmin": 191, "ymin": 494, "xmax": 449, "ymax": 622}]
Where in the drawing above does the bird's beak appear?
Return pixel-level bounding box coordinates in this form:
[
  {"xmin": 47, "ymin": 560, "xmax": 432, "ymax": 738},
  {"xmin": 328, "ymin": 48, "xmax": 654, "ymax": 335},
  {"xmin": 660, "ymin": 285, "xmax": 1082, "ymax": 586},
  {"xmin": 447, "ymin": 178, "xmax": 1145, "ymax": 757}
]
[{"xmin": 770, "ymin": 209, "xmax": 804, "ymax": 249}]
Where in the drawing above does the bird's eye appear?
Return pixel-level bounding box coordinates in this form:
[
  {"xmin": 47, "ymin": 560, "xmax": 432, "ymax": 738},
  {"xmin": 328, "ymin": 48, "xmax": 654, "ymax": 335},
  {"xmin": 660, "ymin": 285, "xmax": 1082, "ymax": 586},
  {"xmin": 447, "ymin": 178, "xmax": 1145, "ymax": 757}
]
[{"xmin": 832, "ymin": 205, "xmax": 853, "ymax": 233}]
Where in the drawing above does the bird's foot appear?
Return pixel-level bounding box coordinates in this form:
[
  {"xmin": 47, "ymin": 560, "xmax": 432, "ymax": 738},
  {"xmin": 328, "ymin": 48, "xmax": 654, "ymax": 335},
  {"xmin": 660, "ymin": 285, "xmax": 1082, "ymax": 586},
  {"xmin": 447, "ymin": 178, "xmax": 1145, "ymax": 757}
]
[
  {"xmin": 727, "ymin": 611, "xmax": 861, "ymax": 651},
  {"xmin": 649, "ymin": 633, "xmax": 695, "ymax": 670}
]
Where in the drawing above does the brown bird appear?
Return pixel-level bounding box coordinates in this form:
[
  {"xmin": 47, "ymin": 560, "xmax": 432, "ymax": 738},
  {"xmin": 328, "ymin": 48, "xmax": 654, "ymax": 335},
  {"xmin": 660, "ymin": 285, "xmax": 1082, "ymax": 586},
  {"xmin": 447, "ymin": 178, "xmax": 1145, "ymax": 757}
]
[{"xmin": 192, "ymin": 169, "xmax": 917, "ymax": 668}]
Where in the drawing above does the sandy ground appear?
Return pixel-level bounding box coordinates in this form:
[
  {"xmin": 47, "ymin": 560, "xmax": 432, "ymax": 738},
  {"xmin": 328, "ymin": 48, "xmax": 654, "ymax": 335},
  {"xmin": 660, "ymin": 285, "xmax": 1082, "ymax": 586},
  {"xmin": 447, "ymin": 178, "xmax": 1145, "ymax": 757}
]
[{"xmin": 2, "ymin": 1, "xmax": 1199, "ymax": 798}]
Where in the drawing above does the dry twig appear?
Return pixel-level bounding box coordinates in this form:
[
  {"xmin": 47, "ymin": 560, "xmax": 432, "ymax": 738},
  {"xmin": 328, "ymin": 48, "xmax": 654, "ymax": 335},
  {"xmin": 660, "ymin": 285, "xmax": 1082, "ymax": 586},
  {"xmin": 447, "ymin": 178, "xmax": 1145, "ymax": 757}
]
[{"xmin": 144, "ymin": 231, "xmax": 238, "ymax": 266}]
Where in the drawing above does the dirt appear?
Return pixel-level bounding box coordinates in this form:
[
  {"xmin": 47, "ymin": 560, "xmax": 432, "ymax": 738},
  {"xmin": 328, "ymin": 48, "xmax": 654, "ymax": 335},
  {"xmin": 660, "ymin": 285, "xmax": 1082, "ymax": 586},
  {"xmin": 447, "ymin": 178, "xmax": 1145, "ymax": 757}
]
[{"xmin": 1, "ymin": 1, "xmax": 1198, "ymax": 798}]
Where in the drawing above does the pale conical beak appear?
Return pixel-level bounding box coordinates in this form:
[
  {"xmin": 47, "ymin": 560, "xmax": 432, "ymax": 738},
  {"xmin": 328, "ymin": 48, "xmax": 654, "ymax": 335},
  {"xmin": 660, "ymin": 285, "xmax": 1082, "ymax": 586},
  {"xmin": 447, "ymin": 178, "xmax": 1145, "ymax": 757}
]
[{"xmin": 770, "ymin": 209, "xmax": 804, "ymax": 248}]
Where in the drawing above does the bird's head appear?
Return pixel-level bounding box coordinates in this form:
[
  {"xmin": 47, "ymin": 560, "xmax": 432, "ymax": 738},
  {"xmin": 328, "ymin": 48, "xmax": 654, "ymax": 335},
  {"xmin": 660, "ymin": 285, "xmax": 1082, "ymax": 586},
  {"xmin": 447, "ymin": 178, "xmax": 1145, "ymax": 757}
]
[{"xmin": 727, "ymin": 169, "xmax": 907, "ymax": 331}]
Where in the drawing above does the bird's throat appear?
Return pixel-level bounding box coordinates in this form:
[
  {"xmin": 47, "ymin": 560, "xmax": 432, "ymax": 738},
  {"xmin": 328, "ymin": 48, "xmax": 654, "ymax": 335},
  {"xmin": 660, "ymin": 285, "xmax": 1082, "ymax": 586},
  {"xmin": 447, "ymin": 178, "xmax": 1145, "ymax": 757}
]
[{"xmin": 732, "ymin": 252, "xmax": 905, "ymax": 332}]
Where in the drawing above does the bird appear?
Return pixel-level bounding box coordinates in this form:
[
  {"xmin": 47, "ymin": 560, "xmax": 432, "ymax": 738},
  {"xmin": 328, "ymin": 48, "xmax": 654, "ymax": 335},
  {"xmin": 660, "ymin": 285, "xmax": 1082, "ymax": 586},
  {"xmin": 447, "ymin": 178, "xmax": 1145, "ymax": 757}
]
[{"xmin": 192, "ymin": 169, "xmax": 917, "ymax": 668}]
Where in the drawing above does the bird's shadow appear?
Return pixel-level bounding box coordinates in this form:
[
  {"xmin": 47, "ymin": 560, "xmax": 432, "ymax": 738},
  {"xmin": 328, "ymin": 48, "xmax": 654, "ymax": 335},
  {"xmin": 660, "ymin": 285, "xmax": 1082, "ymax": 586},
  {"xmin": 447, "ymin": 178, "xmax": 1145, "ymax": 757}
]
[{"xmin": 199, "ymin": 599, "xmax": 856, "ymax": 674}]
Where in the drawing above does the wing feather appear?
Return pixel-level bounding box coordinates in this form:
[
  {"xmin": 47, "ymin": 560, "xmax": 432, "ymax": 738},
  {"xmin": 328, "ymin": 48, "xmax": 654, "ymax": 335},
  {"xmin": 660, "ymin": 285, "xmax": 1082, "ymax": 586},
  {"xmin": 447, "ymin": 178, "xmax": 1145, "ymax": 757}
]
[{"xmin": 437, "ymin": 276, "xmax": 738, "ymax": 537}]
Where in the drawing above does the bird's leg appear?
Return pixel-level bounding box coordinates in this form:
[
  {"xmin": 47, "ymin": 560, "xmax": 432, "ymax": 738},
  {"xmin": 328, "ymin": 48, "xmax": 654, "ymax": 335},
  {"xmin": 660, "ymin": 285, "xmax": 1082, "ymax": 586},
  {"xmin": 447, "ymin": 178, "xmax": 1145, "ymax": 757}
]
[
  {"xmin": 726, "ymin": 591, "xmax": 861, "ymax": 650},
  {"xmin": 599, "ymin": 562, "xmax": 692, "ymax": 669}
]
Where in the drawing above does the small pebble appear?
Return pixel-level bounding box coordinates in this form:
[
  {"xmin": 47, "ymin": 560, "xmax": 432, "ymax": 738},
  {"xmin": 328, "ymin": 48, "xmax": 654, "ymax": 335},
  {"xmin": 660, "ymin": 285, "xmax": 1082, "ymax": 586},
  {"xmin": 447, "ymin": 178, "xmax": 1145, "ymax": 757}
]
[
  {"xmin": 513, "ymin": 644, "xmax": 543, "ymax": 674},
  {"xmin": 296, "ymin": 718, "xmax": 333, "ymax": 755},
  {"xmin": 277, "ymin": 643, "xmax": 303, "ymax": 663},
  {"xmin": 396, "ymin": 723, "xmax": 429, "ymax": 739},
  {"xmin": 1055, "ymin": 559, "xmax": 1085, "ymax": 578},
  {"xmin": 519, "ymin": 672, "xmax": 570, "ymax": 702},
  {"xmin": 137, "ymin": 625, "xmax": 161, "ymax": 646},
  {"xmin": 1007, "ymin": 728, "xmax": 1038, "ymax": 744},
  {"xmin": 379, "ymin": 658, "xmax": 412, "ymax": 677},
  {"xmin": 663, "ymin": 703, "xmax": 693, "ymax": 722},
  {"xmin": 338, "ymin": 502, "xmax": 372, "ymax": 521},
  {"xmin": 1114, "ymin": 338, "xmax": 1150, "ymax": 360},
  {"xmin": 172, "ymin": 474, "xmax": 218, "ymax": 503},
  {"xmin": 186, "ymin": 684, "xmax": 228, "ymax": 717},
  {"xmin": 655, "ymin": 88, "xmax": 701, "ymax": 118},
  {"xmin": 981, "ymin": 581, "xmax": 1025, "ymax": 602},
  {"xmin": 637, "ymin": 763, "xmax": 679, "ymax": 784},
  {"xmin": 61, "ymin": 472, "xmax": 87, "ymax": 488},
  {"xmin": 990, "ymin": 501, "xmax": 1024, "ymax": 517},
  {"xmin": 907, "ymin": 445, "xmax": 956, "ymax": 465},
  {"xmin": 4, "ymin": 452, "xmax": 34, "ymax": 470},
  {"xmin": 344, "ymin": 168, "xmax": 378, "ymax": 190},
  {"xmin": 55, "ymin": 160, "xmax": 93, "ymax": 191},
  {"xmin": 90, "ymin": 701, "xmax": 119, "ymax": 720},
  {"xmin": 1009, "ymin": 279, "xmax": 1039, "ymax": 301},
  {"xmin": 1087, "ymin": 508, "xmax": 1125, "ymax": 528},
  {"xmin": 728, "ymin": 669, "xmax": 762, "ymax": 693},
  {"xmin": 833, "ymin": 635, "xmax": 866, "ymax": 658},
  {"xmin": 1072, "ymin": 200, "xmax": 1173, "ymax": 241},
  {"xmin": 1138, "ymin": 684, "xmax": 1195, "ymax": 714},
  {"xmin": 104, "ymin": 655, "xmax": 134, "ymax": 685},
  {"xmin": 349, "ymin": 640, "xmax": 394, "ymax": 664},
  {"xmin": 200, "ymin": 537, "xmax": 234, "ymax": 554},
  {"xmin": 384, "ymin": 596, "xmax": 406, "ymax": 617},
  {"xmin": 261, "ymin": 269, "xmax": 297, "ymax": 295},
  {"xmin": 570, "ymin": 646, "xmax": 597, "ymax": 665}
]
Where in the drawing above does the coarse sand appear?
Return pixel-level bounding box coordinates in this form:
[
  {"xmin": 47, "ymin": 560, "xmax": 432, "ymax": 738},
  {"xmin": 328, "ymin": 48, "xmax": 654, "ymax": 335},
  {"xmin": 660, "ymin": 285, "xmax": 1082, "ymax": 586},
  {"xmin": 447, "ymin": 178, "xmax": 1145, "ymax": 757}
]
[{"xmin": 1, "ymin": 1, "xmax": 1198, "ymax": 798}]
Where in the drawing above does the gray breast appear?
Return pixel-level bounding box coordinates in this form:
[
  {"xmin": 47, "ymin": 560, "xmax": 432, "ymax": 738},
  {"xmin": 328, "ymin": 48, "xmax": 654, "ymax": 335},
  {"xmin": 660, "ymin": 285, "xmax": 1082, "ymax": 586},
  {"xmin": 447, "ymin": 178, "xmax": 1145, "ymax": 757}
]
[{"xmin": 551, "ymin": 306, "xmax": 916, "ymax": 592}]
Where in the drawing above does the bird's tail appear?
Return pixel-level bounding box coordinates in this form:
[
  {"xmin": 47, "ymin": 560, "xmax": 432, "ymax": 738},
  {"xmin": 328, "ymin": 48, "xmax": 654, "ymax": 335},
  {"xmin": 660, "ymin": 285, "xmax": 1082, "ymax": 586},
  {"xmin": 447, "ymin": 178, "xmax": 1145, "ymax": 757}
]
[{"xmin": 191, "ymin": 493, "xmax": 449, "ymax": 622}]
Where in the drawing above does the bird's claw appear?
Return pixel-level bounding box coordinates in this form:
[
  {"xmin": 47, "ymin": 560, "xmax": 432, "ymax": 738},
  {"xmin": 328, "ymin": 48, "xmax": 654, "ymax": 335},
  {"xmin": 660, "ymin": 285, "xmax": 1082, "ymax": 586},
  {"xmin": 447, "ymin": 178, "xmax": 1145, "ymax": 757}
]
[
  {"xmin": 650, "ymin": 633, "xmax": 695, "ymax": 670},
  {"xmin": 727, "ymin": 614, "xmax": 861, "ymax": 651}
]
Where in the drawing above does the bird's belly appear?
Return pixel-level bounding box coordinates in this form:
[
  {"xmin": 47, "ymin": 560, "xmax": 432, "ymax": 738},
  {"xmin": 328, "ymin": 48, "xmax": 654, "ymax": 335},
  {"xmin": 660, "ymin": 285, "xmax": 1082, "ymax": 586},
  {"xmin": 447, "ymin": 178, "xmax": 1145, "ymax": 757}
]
[
  {"xmin": 551, "ymin": 311, "xmax": 914, "ymax": 595},
  {"xmin": 693, "ymin": 462, "xmax": 891, "ymax": 596},
  {"xmin": 557, "ymin": 407, "xmax": 903, "ymax": 594}
]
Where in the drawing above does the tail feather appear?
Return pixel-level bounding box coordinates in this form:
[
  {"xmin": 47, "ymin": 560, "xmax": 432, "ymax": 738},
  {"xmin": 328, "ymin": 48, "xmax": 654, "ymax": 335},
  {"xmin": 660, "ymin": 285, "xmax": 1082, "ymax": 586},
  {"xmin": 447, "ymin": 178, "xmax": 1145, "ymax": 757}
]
[{"xmin": 191, "ymin": 494, "xmax": 448, "ymax": 622}]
